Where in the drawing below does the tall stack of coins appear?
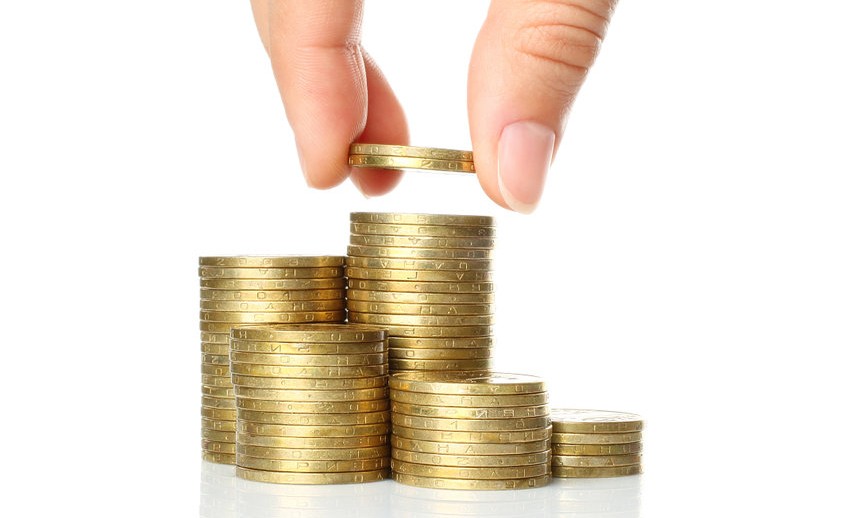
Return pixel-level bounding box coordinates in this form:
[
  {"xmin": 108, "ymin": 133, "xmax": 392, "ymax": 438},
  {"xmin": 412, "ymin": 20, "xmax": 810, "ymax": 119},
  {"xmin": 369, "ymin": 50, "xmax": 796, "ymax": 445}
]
[
  {"xmin": 199, "ymin": 256, "xmax": 347, "ymax": 464},
  {"xmin": 229, "ymin": 324, "xmax": 392, "ymax": 484},
  {"xmin": 550, "ymin": 409, "xmax": 643, "ymax": 478},
  {"xmin": 346, "ymin": 212, "xmax": 495, "ymax": 373},
  {"xmin": 388, "ymin": 372, "xmax": 552, "ymax": 490}
]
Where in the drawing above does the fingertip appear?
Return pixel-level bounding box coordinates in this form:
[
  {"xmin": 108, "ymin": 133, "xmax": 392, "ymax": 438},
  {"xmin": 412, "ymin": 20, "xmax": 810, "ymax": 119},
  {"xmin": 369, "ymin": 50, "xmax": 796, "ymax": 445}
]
[{"xmin": 350, "ymin": 168, "xmax": 404, "ymax": 197}]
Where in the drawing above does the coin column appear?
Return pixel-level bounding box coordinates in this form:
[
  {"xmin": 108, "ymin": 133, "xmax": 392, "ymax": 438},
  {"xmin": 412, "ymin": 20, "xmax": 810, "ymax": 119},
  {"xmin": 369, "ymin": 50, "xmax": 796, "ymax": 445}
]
[
  {"xmin": 550, "ymin": 409, "xmax": 643, "ymax": 478},
  {"xmin": 199, "ymin": 256, "xmax": 347, "ymax": 465},
  {"xmin": 345, "ymin": 212, "xmax": 495, "ymax": 373},
  {"xmin": 388, "ymin": 372, "xmax": 552, "ymax": 490},
  {"xmin": 229, "ymin": 324, "xmax": 392, "ymax": 484}
]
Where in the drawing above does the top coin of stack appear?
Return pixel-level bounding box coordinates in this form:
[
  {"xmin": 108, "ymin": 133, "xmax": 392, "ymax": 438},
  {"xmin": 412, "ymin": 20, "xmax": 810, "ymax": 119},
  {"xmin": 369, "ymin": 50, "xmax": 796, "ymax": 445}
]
[
  {"xmin": 550, "ymin": 409, "xmax": 643, "ymax": 478},
  {"xmin": 198, "ymin": 256, "xmax": 347, "ymax": 465},
  {"xmin": 348, "ymin": 144, "xmax": 475, "ymax": 174},
  {"xmin": 345, "ymin": 212, "xmax": 495, "ymax": 373}
]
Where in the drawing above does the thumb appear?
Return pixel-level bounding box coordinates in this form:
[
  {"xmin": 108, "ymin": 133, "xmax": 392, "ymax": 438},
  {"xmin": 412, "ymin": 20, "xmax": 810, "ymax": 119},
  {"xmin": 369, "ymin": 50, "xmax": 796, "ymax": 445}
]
[{"xmin": 468, "ymin": 0, "xmax": 616, "ymax": 213}]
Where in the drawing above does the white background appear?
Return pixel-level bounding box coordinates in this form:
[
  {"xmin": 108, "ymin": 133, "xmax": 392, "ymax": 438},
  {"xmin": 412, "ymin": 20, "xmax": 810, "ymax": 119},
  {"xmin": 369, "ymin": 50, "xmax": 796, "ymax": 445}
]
[{"xmin": 1, "ymin": 1, "xmax": 847, "ymax": 516}]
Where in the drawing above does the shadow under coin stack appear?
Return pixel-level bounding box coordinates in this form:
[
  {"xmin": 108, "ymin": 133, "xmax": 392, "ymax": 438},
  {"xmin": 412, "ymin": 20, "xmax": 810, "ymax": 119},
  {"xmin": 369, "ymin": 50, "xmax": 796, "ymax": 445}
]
[
  {"xmin": 199, "ymin": 256, "xmax": 347, "ymax": 464},
  {"xmin": 346, "ymin": 212, "xmax": 496, "ymax": 373},
  {"xmin": 229, "ymin": 324, "xmax": 392, "ymax": 484},
  {"xmin": 550, "ymin": 409, "xmax": 643, "ymax": 478},
  {"xmin": 389, "ymin": 372, "xmax": 553, "ymax": 490}
]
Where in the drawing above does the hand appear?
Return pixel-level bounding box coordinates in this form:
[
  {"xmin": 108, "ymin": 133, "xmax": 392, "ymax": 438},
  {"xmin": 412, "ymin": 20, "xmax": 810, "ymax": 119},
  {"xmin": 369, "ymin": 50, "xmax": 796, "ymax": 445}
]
[{"xmin": 250, "ymin": 0, "xmax": 616, "ymax": 213}]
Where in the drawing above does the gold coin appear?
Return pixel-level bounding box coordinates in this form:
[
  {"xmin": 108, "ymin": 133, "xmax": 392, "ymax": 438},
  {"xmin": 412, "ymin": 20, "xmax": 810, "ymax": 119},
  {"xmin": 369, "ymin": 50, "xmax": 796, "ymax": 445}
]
[
  {"xmin": 389, "ymin": 372, "xmax": 544, "ymax": 396},
  {"xmin": 391, "ymin": 402, "xmax": 548, "ymax": 420},
  {"xmin": 201, "ymin": 353, "xmax": 229, "ymax": 365},
  {"xmin": 200, "ymin": 310, "xmax": 346, "ymax": 323},
  {"xmin": 550, "ymin": 409, "xmax": 643, "ymax": 434},
  {"xmin": 200, "ymin": 288, "xmax": 345, "ymax": 301},
  {"xmin": 346, "ymin": 301, "xmax": 493, "ymax": 316},
  {"xmin": 350, "ymin": 222, "xmax": 494, "ymax": 238},
  {"xmin": 237, "ymin": 466, "xmax": 390, "ymax": 485},
  {"xmin": 348, "ymin": 145, "xmax": 474, "ymax": 162},
  {"xmin": 200, "ymin": 332, "xmax": 229, "ymax": 344},
  {"xmin": 552, "ymin": 432, "xmax": 643, "ymax": 445},
  {"xmin": 389, "ymin": 347, "xmax": 492, "ymax": 360},
  {"xmin": 201, "ymin": 407, "xmax": 236, "ymax": 420},
  {"xmin": 237, "ymin": 433, "xmax": 388, "ymax": 449},
  {"xmin": 200, "ymin": 363, "xmax": 230, "ymax": 376},
  {"xmin": 201, "ymin": 429, "xmax": 236, "ymax": 442},
  {"xmin": 390, "ymin": 391, "xmax": 548, "ymax": 407},
  {"xmin": 347, "ymin": 290, "xmax": 495, "ymax": 305},
  {"xmin": 237, "ymin": 444, "xmax": 390, "ymax": 461},
  {"xmin": 201, "ymin": 418, "xmax": 236, "ymax": 432},
  {"xmin": 392, "ymin": 449, "xmax": 551, "ymax": 468},
  {"xmin": 349, "ymin": 154, "xmax": 475, "ymax": 173},
  {"xmin": 389, "ymin": 336, "xmax": 494, "ymax": 349},
  {"xmin": 200, "ymin": 342, "xmax": 230, "ymax": 355},
  {"xmin": 202, "ymin": 319, "xmax": 344, "ymax": 333},
  {"xmin": 237, "ymin": 409, "xmax": 390, "ymax": 426},
  {"xmin": 348, "ymin": 312, "xmax": 493, "ymax": 326},
  {"xmin": 199, "ymin": 277, "xmax": 345, "ymax": 290},
  {"xmin": 199, "ymin": 256, "xmax": 345, "ymax": 268},
  {"xmin": 238, "ymin": 456, "xmax": 390, "ymax": 473},
  {"xmin": 236, "ymin": 399, "xmax": 389, "ymax": 414},
  {"xmin": 201, "ymin": 440, "xmax": 236, "ymax": 454},
  {"xmin": 233, "ymin": 385, "xmax": 388, "ymax": 401},
  {"xmin": 392, "ymin": 472, "xmax": 550, "ymax": 490},
  {"xmin": 230, "ymin": 324, "xmax": 386, "ymax": 343},
  {"xmin": 348, "ymin": 279, "xmax": 494, "ymax": 294},
  {"xmin": 388, "ymin": 358, "xmax": 492, "ymax": 371},
  {"xmin": 231, "ymin": 374, "xmax": 387, "ymax": 390},
  {"xmin": 392, "ymin": 425, "xmax": 551, "ymax": 444},
  {"xmin": 345, "ymin": 255, "xmax": 492, "ymax": 272},
  {"xmin": 371, "ymin": 325, "xmax": 493, "ymax": 338},
  {"xmin": 348, "ymin": 245, "xmax": 493, "ymax": 260},
  {"xmin": 203, "ymin": 451, "xmax": 236, "ymax": 465},
  {"xmin": 553, "ymin": 442, "xmax": 643, "ymax": 456},
  {"xmin": 391, "ymin": 436, "xmax": 551, "ymax": 456},
  {"xmin": 237, "ymin": 421, "xmax": 390, "ymax": 438},
  {"xmin": 349, "ymin": 234, "xmax": 495, "ymax": 249},
  {"xmin": 392, "ymin": 460, "xmax": 549, "ymax": 480},
  {"xmin": 229, "ymin": 351, "xmax": 386, "ymax": 366},
  {"xmin": 200, "ymin": 300, "xmax": 345, "ymax": 312},
  {"xmin": 201, "ymin": 395, "xmax": 235, "ymax": 409},
  {"xmin": 199, "ymin": 266, "xmax": 342, "ymax": 279},
  {"xmin": 552, "ymin": 465, "xmax": 642, "ymax": 478},
  {"xmin": 201, "ymin": 374, "xmax": 233, "ymax": 387},
  {"xmin": 346, "ymin": 267, "xmax": 492, "ymax": 283},
  {"xmin": 201, "ymin": 385, "xmax": 235, "ymax": 397},
  {"xmin": 230, "ymin": 339, "xmax": 385, "ymax": 355},
  {"xmin": 229, "ymin": 363, "xmax": 387, "ymax": 379},
  {"xmin": 552, "ymin": 454, "xmax": 641, "ymax": 468},
  {"xmin": 392, "ymin": 414, "xmax": 550, "ymax": 432}
]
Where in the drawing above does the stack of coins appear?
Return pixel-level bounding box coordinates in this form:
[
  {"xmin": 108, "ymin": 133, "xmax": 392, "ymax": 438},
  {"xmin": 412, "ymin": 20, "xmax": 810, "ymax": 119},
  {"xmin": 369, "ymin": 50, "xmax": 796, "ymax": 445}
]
[
  {"xmin": 550, "ymin": 409, "xmax": 643, "ymax": 478},
  {"xmin": 229, "ymin": 324, "xmax": 392, "ymax": 484},
  {"xmin": 346, "ymin": 212, "xmax": 495, "ymax": 373},
  {"xmin": 388, "ymin": 372, "xmax": 552, "ymax": 490},
  {"xmin": 199, "ymin": 256, "xmax": 347, "ymax": 464}
]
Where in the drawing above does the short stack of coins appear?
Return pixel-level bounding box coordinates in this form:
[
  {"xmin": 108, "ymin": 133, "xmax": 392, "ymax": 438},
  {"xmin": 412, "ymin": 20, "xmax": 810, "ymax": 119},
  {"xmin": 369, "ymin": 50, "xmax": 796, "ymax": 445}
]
[
  {"xmin": 345, "ymin": 212, "xmax": 495, "ymax": 373},
  {"xmin": 388, "ymin": 372, "xmax": 553, "ymax": 490},
  {"xmin": 199, "ymin": 256, "xmax": 347, "ymax": 464},
  {"xmin": 550, "ymin": 409, "xmax": 643, "ymax": 478},
  {"xmin": 229, "ymin": 324, "xmax": 392, "ymax": 484}
]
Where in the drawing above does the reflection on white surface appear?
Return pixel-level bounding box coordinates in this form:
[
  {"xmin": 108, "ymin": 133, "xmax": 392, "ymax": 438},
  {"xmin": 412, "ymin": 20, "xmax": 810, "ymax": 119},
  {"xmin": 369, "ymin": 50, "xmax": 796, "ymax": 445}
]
[{"xmin": 200, "ymin": 461, "xmax": 641, "ymax": 518}]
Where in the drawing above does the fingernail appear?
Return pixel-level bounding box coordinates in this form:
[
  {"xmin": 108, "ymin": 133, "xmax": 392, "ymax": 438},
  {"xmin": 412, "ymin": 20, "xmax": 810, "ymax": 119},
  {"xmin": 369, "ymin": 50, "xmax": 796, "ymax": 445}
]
[
  {"xmin": 295, "ymin": 140, "xmax": 313, "ymax": 188},
  {"xmin": 497, "ymin": 121, "xmax": 555, "ymax": 214},
  {"xmin": 349, "ymin": 174, "xmax": 371, "ymax": 199}
]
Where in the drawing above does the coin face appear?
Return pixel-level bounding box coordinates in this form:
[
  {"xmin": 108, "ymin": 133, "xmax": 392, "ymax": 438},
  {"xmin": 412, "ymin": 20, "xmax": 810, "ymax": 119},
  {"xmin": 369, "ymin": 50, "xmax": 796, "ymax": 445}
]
[{"xmin": 550, "ymin": 409, "xmax": 643, "ymax": 433}]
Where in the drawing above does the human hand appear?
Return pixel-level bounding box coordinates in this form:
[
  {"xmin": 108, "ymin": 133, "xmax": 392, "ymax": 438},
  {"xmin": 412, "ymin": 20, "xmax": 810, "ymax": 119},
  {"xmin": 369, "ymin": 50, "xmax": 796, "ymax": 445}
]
[{"xmin": 250, "ymin": 0, "xmax": 616, "ymax": 213}]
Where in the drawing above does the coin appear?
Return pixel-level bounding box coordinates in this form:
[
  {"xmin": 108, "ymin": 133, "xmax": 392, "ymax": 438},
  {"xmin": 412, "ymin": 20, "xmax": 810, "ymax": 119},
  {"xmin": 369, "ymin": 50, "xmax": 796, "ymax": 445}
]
[
  {"xmin": 552, "ymin": 442, "xmax": 643, "ymax": 456},
  {"xmin": 237, "ymin": 444, "xmax": 390, "ymax": 461},
  {"xmin": 232, "ymin": 385, "xmax": 388, "ymax": 401},
  {"xmin": 391, "ymin": 402, "xmax": 548, "ymax": 420},
  {"xmin": 345, "ymin": 256, "xmax": 492, "ymax": 272},
  {"xmin": 392, "ymin": 473, "xmax": 550, "ymax": 490},
  {"xmin": 199, "ymin": 278, "xmax": 345, "ymax": 290},
  {"xmin": 201, "ymin": 353, "xmax": 229, "ymax": 365},
  {"xmin": 552, "ymin": 465, "xmax": 642, "ymax": 478},
  {"xmin": 201, "ymin": 374, "xmax": 233, "ymax": 387},
  {"xmin": 368, "ymin": 325, "xmax": 493, "ymax": 338},
  {"xmin": 203, "ymin": 451, "xmax": 236, "ymax": 464},
  {"xmin": 201, "ymin": 385, "xmax": 235, "ymax": 397},
  {"xmin": 237, "ymin": 466, "xmax": 390, "ymax": 485},
  {"xmin": 345, "ymin": 267, "xmax": 493, "ymax": 283},
  {"xmin": 392, "ymin": 449, "xmax": 551, "ymax": 468},
  {"xmin": 389, "ymin": 347, "xmax": 492, "ymax": 360},
  {"xmin": 388, "ymin": 358, "xmax": 492, "ymax": 371},
  {"xmin": 349, "ymin": 154, "xmax": 475, "ymax": 173},
  {"xmin": 348, "ymin": 245, "xmax": 493, "ymax": 260},
  {"xmin": 552, "ymin": 432, "xmax": 643, "ymax": 445},
  {"xmin": 349, "ymin": 144, "xmax": 474, "ymax": 162},
  {"xmin": 200, "ymin": 300, "xmax": 345, "ymax": 312},
  {"xmin": 347, "ymin": 290, "xmax": 495, "ymax": 305},
  {"xmin": 236, "ymin": 399, "xmax": 389, "ymax": 413},
  {"xmin": 392, "ymin": 414, "xmax": 550, "ymax": 432},
  {"xmin": 229, "ymin": 364, "xmax": 387, "ymax": 379},
  {"xmin": 349, "ymin": 234, "xmax": 495, "ymax": 249},
  {"xmin": 200, "ymin": 288, "xmax": 345, "ymax": 301},
  {"xmin": 389, "ymin": 337, "xmax": 494, "ymax": 349},
  {"xmin": 231, "ymin": 324, "xmax": 386, "ymax": 343},
  {"xmin": 347, "ymin": 301, "xmax": 492, "ymax": 316},
  {"xmin": 391, "ymin": 436, "xmax": 551, "ymax": 455},
  {"xmin": 392, "ymin": 425, "xmax": 551, "ymax": 444},
  {"xmin": 230, "ymin": 374, "xmax": 387, "ymax": 390},
  {"xmin": 238, "ymin": 456, "xmax": 390, "ymax": 473},
  {"xmin": 229, "ymin": 351, "xmax": 386, "ymax": 366},
  {"xmin": 348, "ymin": 312, "xmax": 494, "ymax": 326},
  {"xmin": 200, "ymin": 332, "xmax": 230, "ymax": 343},
  {"xmin": 237, "ymin": 421, "xmax": 390, "ymax": 438},
  {"xmin": 202, "ymin": 320, "xmax": 342, "ymax": 333},
  {"xmin": 550, "ymin": 409, "xmax": 643, "ymax": 433},
  {"xmin": 351, "ymin": 222, "xmax": 493, "ymax": 238},
  {"xmin": 390, "ymin": 391, "xmax": 548, "ymax": 407},
  {"xmin": 389, "ymin": 372, "xmax": 545, "ymax": 396},
  {"xmin": 552, "ymin": 454, "xmax": 641, "ymax": 467},
  {"xmin": 202, "ymin": 418, "xmax": 236, "ymax": 432},
  {"xmin": 200, "ymin": 310, "xmax": 346, "ymax": 323},
  {"xmin": 200, "ymin": 342, "xmax": 230, "ymax": 355},
  {"xmin": 201, "ymin": 395, "xmax": 235, "ymax": 408},
  {"xmin": 200, "ymin": 364, "xmax": 230, "ymax": 376},
  {"xmin": 201, "ymin": 407, "xmax": 236, "ymax": 420},
  {"xmin": 237, "ymin": 409, "xmax": 390, "ymax": 426},
  {"xmin": 230, "ymin": 339, "xmax": 385, "ymax": 355},
  {"xmin": 202, "ymin": 440, "xmax": 236, "ymax": 454},
  {"xmin": 237, "ymin": 433, "xmax": 388, "ymax": 449},
  {"xmin": 348, "ymin": 279, "xmax": 494, "ymax": 294},
  {"xmin": 199, "ymin": 266, "xmax": 342, "ymax": 279},
  {"xmin": 202, "ymin": 429, "xmax": 236, "ymax": 442},
  {"xmin": 391, "ymin": 460, "xmax": 549, "ymax": 480},
  {"xmin": 200, "ymin": 256, "xmax": 345, "ymax": 268}
]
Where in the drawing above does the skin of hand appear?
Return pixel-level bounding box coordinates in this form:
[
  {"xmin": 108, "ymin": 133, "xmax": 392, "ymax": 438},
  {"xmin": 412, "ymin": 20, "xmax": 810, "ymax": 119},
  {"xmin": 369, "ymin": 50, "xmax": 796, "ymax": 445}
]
[{"xmin": 250, "ymin": 0, "xmax": 616, "ymax": 214}]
